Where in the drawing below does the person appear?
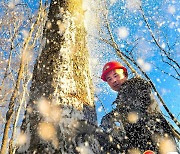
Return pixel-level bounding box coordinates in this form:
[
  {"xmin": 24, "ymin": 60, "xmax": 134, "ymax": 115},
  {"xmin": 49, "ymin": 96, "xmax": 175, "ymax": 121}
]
[{"xmin": 100, "ymin": 61, "xmax": 177, "ymax": 154}]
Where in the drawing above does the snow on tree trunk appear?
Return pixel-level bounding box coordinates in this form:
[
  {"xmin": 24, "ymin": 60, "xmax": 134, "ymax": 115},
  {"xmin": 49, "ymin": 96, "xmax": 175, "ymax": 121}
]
[{"xmin": 18, "ymin": 0, "xmax": 98, "ymax": 153}]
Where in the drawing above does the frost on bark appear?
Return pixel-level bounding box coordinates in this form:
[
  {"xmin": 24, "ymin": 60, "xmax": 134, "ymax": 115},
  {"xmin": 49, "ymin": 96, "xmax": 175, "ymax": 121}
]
[{"xmin": 17, "ymin": 0, "xmax": 99, "ymax": 153}]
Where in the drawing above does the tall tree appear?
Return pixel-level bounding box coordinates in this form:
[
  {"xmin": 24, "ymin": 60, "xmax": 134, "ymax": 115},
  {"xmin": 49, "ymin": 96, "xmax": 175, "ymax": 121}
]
[{"xmin": 18, "ymin": 0, "xmax": 97, "ymax": 153}]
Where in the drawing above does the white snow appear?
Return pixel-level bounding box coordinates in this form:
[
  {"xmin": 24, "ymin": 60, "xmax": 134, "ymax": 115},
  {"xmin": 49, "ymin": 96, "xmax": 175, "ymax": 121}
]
[
  {"xmin": 21, "ymin": 29, "xmax": 29, "ymax": 40},
  {"xmin": 110, "ymin": 0, "xmax": 117, "ymax": 5},
  {"xmin": 137, "ymin": 58, "xmax": 151, "ymax": 72},
  {"xmin": 118, "ymin": 27, "xmax": 129, "ymax": 39},
  {"xmin": 161, "ymin": 43, "xmax": 166, "ymax": 49},
  {"xmin": 168, "ymin": 5, "xmax": 176, "ymax": 14},
  {"xmin": 76, "ymin": 143, "xmax": 95, "ymax": 154},
  {"xmin": 126, "ymin": 0, "xmax": 141, "ymax": 10},
  {"xmin": 17, "ymin": 133, "xmax": 28, "ymax": 146},
  {"xmin": 98, "ymin": 106, "xmax": 103, "ymax": 112}
]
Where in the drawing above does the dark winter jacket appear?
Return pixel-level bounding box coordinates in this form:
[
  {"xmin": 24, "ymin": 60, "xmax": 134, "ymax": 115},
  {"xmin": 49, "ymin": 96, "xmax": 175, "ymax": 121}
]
[{"xmin": 101, "ymin": 77, "xmax": 176, "ymax": 153}]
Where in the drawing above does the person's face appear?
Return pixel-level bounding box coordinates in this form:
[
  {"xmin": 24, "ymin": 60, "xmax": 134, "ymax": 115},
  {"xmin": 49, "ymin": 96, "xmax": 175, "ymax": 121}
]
[{"xmin": 106, "ymin": 69, "xmax": 127, "ymax": 92}]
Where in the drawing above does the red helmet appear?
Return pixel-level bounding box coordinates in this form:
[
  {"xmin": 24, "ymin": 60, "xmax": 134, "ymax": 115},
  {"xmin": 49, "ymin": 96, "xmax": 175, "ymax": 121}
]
[
  {"xmin": 101, "ymin": 61, "xmax": 128, "ymax": 81},
  {"xmin": 143, "ymin": 150, "xmax": 155, "ymax": 154}
]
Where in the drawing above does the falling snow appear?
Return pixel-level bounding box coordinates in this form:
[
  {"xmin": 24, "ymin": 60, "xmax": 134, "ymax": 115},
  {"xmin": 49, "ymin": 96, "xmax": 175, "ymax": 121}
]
[
  {"xmin": 118, "ymin": 26, "xmax": 129, "ymax": 39},
  {"xmin": 0, "ymin": 0, "xmax": 179, "ymax": 153},
  {"xmin": 137, "ymin": 58, "xmax": 152, "ymax": 72},
  {"xmin": 168, "ymin": 5, "xmax": 176, "ymax": 14},
  {"xmin": 126, "ymin": 0, "xmax": 141, "ymax": 10}
]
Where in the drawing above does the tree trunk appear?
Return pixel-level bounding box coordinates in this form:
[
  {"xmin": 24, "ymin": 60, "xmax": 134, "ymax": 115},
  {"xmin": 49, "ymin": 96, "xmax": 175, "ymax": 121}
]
[{"xmin": 18, "ymin": 0, "xmax": 98, "ymax": 153}]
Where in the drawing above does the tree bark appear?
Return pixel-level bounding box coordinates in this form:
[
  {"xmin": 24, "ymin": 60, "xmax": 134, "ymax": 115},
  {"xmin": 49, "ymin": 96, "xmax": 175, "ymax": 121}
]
[{"xmin": 18, "ymin": 0, "xmax": 97, "ymax": 153}]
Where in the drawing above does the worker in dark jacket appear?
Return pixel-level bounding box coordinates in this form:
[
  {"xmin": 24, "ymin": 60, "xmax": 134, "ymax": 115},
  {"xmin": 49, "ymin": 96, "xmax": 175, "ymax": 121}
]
[{"xmin": 100, "ymin": 61, "xmax": 177, "ymax": 154}]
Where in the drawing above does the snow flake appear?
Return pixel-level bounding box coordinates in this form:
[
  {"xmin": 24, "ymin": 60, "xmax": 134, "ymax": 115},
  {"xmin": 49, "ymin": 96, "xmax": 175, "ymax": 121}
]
[
  {"xmin": 76, "ymin": 143, "xmax": 94, "ymax": 154},
  {"xmin": 37, "ymin": 98, "xmax": 51, "ymax": 117},
  {"xmin": 46, "ymin": 21, "xmax": 52, "ymax": 29},
  {"xmin": 157, "ymin": 21, "xmax": 165, "ymax": 27},
  {"xmin": 117, "ymin": 144, "xmax": 120, "ymax": 149},
  {"xmin": 17, "ymin": 133, "xmax": 28, "ymax": 146},
  {"xmin": 110, "ymin": 0, "xmax": 117, "ymax": 5},
  {"xmin": 169, "ymin": 22, "xmax": 175, "ymax": 28},
  {"xmin": 127, "ymin": 148, "xmax": 141, "ymax": 154},
  {"xmin": 161, "ymin": 88, "xmax": 170, "ymax": 96},
  {"xmin": 156, "ymin": 78, "xmax": 161, "ymax": 83},
  {"xmin": 127, "ymin": 112, "xmax": 139, "ymax": 123},
  {"xmin": 94, "ymin": 97, "xmax": 98, "ymax": 102},
  {"xmin": 121, "ymin": 44, "xmax": 125, "ymax": 48},
  {"xmin": 159, "ymin": 137, "xmax": 177, "ymax": 153},
  {"xmin": 137, "ymin": 58, "xmax": 144, "ymax": 66},
  {"xmin": 143, "ymin": 62, "xmax": 151, "ymax": 72},
  {"xmin": 8, "ymin": 1, "xmax": 15, "ymax": 9},
  {"xmin": 90, "ymin": 58, "xmax": 98, "ymax": 65},
  {"xmin": 118, "ymin": 27, "xmax": 129, "ymax": 39},
  {"xmin": 37, "ymin": 98, "xmax": 62, "ymax": 122},
  {"xmin": 98, "ymin": 106, "xmax": 103, "ymax": 112},
  {"xmin": 21, "ymin": 29, "xmax": 29, "ymax": 39},
  {"xmin": 161, "ymin": 43, "xmax": 166, "ymax": 49},
  {"xmin": 137, "ymin": 58, "xmax": 151, "ymax": 72},
  {"xmin": 57, "ymin": 20, "xmax": 66, "ymax": 34},
  {"xmin": 126, "ymin": 0, "xmax": 141, "ymax": 10},
  {"xmin": 38, "ymin": 122, "xmax": 56, "ymax": 141},
  {"xmin": 139, "ymin": 21, "xmax": 143, "ymax": 26},
  {"xmin": 84, "ymin": 141, "xmax": 89, "ymax": 146},
  {"xmin": 168, "ymin": 5, "xmax": 176, "ymax": 14},
  {"xmin": 109, "ymin": 135, "xmax": 113, "ymax": 142}
]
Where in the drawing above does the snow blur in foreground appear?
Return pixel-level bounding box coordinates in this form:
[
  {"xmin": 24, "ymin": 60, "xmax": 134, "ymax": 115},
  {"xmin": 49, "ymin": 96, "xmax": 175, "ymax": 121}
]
[
  {"xmin": 37, "ymin": 98, "xmax": 62, "ymax": 122},
  {"xmin": 159, "ymin": 137, "xmax": 177, "ymax": 154},
  {"xmin": 17, "ymin": 133, "xmax": 28, "ymax": 146},
  {"xmin": 76, "ymin": 143, "xmax": 94, "ymax": 154}
]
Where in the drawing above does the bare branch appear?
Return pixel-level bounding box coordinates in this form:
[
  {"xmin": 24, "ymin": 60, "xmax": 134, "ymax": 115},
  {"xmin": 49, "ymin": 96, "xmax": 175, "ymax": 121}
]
[
  {"xmin": 140, "ymin": 6, "xmax": 180, "ymax": 72},
  {"xmin": 0, "ymin": 2, "xmax": 43, "ymax": 152},
  {"xmin": 151, "ymin": 63, "xmax": 180, "ymax": 81}
]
